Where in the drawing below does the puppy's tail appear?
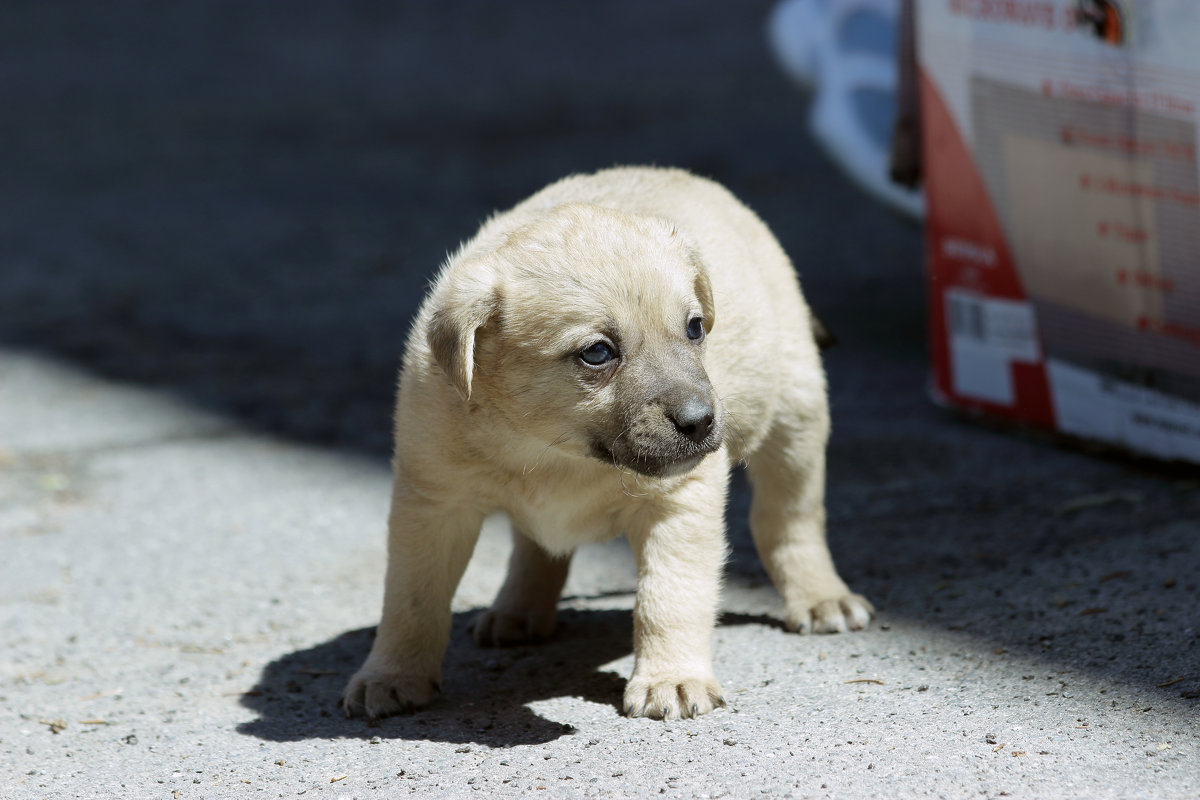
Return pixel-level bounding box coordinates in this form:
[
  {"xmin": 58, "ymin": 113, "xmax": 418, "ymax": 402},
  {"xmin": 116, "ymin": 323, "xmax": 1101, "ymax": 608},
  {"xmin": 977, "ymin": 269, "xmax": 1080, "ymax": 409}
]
[{"xmin": 811, "ymin": 314, "xmax": 838, "ymax": 349}]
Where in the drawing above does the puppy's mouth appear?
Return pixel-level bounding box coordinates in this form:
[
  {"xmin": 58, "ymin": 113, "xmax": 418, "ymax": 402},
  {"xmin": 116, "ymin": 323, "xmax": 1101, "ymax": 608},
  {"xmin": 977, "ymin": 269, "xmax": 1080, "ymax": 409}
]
[{"xmin": 589, "ymin": 434, "xmax": 721, "ymax": 479}]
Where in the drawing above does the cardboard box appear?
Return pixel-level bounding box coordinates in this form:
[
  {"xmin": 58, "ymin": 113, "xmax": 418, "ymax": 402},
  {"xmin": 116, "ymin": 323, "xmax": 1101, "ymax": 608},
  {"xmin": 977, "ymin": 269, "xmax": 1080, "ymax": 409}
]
[{"xmin": 919, "ymin": 0, "xmax": 1200, "ymax": 463}]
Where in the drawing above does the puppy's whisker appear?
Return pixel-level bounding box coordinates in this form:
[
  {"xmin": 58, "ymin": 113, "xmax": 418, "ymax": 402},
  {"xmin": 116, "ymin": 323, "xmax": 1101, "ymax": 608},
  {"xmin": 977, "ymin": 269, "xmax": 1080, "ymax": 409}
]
[
  {"xmin": 525, "ymin": 433, "xmax": 572, "ymax": 476},
  {"xmin": 717, "ymin": 393, "xmax": 755, "ymax": 414},
  {"xmin": 721, "ymin": 414, "xmax": 749, "ymax": 453},
  {"xmin": 714, "ymin": 395, "xmax": 750, "ymax": 454},
  {"xmin": 617, "ymin": 470, "xmax": 648, "ymax": 499},
  {"xmin": 608, "ymin": 427, "xmax": 650, "ymax": 498}
]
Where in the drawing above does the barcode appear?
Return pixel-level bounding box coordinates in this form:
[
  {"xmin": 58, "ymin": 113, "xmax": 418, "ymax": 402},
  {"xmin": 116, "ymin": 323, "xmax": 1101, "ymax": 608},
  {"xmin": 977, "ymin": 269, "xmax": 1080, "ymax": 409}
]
[
  {"xmin": 950, "ymin": 295, "xmax": 987, "ymax": 341},
  {"xmin": 945, "ymin": 289, "xmax": 1041, "ymax": 363}
]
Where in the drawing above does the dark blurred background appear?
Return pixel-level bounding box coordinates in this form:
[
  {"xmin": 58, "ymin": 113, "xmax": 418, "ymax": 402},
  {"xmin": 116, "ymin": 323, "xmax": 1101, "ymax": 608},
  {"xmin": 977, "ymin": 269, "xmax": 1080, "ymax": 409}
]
[
  {"xmin": 0, "ymin": 0, "xmax": 921, "ymax": 455},
  {"xmin": 5, "ymin": 1, "xmax": 1199, "ymax": 679}
]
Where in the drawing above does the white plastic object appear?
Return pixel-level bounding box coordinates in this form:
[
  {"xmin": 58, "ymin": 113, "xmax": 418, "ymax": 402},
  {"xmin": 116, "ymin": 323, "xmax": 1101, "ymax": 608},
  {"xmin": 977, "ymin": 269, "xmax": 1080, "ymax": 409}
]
[{"xmin": 768, "ymin": 0, "xmax": 924, "ymax": 219}]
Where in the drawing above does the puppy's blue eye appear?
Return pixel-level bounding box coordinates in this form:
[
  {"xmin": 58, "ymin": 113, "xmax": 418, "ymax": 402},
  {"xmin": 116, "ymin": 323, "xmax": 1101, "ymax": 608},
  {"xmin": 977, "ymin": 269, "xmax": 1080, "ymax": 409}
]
[
  {"xmin": 686, "ymin": 317, "xmax": 705, "ymax": 341},
  {"xmin": 580, "ymin": 341, "xmax": 617, "ymax": 366}
]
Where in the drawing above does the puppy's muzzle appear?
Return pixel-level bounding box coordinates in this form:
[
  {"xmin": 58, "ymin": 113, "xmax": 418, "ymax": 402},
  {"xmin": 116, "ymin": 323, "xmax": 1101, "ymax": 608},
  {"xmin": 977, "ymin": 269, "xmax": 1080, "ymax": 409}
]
[{"xmin": 594, "ymin": 380, "xmax": 723, "ymax": 478}]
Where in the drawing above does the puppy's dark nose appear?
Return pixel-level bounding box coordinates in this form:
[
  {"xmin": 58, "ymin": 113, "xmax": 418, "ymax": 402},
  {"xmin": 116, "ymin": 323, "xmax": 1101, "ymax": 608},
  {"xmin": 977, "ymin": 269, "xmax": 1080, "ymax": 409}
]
[{"xmin": 669, "ymin": 396, "xmax": 715, "ymax": 444}]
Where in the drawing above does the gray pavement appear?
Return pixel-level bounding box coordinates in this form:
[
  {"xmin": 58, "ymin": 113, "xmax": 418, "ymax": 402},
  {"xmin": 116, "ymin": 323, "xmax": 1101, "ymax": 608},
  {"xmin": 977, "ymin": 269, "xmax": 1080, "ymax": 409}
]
[{"xmin": 1, "ymin": 2, "xmax": 1198, "ymax": 798}]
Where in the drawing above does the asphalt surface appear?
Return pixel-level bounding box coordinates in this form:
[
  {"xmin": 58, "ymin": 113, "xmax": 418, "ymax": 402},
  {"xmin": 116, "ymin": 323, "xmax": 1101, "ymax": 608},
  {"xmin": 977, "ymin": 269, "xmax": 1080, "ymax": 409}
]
[{"xmin": 2, "ymin": 2, "xmax": 1198, "ymax": 798}]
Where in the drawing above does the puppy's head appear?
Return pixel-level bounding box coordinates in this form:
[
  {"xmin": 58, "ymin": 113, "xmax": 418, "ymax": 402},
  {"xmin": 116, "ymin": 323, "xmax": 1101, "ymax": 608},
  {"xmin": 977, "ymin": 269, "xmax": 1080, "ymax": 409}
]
[{"xmin": 426, "ymin": 204, "xmax": 722, "ymax": 478}]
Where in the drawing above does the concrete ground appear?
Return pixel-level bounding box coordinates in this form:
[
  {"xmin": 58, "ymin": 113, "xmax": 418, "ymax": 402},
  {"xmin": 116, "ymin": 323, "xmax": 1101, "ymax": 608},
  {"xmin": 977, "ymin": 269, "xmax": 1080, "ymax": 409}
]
[{"xmin": 1, "ymin": 2, "xmax": 1197, "ymax": 798}]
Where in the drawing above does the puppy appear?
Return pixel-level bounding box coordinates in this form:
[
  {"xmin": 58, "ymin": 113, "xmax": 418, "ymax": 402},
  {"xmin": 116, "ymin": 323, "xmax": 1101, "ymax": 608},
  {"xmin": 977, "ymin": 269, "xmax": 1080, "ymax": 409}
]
[{"xmin": 341, "ymin": 167, "xmax": 873, "ymax": 720}]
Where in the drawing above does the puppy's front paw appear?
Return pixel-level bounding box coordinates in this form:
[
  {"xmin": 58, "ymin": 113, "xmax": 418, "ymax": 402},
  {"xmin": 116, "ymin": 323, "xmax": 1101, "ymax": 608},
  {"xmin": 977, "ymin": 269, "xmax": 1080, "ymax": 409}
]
[
  {"xmin": 623, "ymin": 674, "xmax": 726, "ymax": 720},
  {"xmin": 786, "ymin": 593, "xmax": 874, "ymax": 634},
  {"xmin": 340, "ymin": 665, "xmax": 440, "ymax": 719},
  {"xmin": 469, "ymin": 607, "xmax": 556, "ymax": 647}
]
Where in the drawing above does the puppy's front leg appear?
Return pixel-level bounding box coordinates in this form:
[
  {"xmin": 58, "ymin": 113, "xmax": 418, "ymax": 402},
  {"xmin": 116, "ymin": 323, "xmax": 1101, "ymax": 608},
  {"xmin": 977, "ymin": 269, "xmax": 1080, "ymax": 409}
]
[
  {"xmin": 623, "ymin": 461, "xmax": 729, "ymax": 720},
  {"xmin": 341, "ymin": 477, "xmax": 482, "ymax": 719}
]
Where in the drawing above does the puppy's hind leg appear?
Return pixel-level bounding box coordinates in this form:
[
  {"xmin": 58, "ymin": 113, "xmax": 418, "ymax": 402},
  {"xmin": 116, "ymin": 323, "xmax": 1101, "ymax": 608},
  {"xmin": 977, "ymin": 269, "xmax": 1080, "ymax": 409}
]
[
  {"xmin": 470, "ymin": 527, "xmax": 571, "ymax": 647},
  {"xmin": 746, "ymin": 407, "xmax": 873, "ymax": 634}
]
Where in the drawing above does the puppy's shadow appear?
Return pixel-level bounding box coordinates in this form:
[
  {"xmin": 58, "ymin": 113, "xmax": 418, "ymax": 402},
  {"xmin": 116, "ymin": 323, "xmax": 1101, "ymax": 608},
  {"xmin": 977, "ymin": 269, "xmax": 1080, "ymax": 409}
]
[
  {"xmin": 237, "ymin": 608, "xmax": 633, "ymax": 746},
  {"xmin": 237, "ymin": 606, "xmax": 786, "ymax": 745}
]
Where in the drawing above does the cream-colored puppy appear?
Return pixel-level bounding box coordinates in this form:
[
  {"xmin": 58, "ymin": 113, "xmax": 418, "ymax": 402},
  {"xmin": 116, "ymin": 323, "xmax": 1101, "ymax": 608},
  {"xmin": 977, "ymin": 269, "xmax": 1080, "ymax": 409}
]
[{"xmin": 341, "ymin": 167, "xmax": 872, "ymax": 721}]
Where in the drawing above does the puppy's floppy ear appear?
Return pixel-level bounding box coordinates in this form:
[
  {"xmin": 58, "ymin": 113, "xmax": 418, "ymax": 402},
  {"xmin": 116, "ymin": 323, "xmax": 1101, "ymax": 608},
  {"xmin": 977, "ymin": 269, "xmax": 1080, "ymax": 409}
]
[
  {"xmin": 693, "ymin": 259, "xmax": 716, "ymax": 334},
  {"xmin": 426, "ymin": 258, "xmax": 499, "ymax": 401}
]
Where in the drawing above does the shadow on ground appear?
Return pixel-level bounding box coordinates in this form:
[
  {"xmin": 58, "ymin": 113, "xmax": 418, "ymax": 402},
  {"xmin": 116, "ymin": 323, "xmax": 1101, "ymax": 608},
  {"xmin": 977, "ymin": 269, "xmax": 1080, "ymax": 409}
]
[
  {"xmin": 238, "ymin": 609, "xmax": 794, "ymax": 746},
  {"xmin": 237, "ymin": 526, "xmax": 1199, "ymax": 749},
  {"xmin": 237, "ymin": 612, "xmax": 625, "ymax": 746}
]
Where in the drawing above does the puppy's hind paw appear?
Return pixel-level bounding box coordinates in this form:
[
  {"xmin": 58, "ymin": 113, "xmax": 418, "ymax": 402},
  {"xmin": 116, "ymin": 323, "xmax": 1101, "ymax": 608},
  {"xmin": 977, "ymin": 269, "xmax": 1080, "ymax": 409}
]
[
  {"xmin": 786, "ymin": 593, "xmax": 874, "ymax": 635},
  {"xmin": 623, "ymin": 675, "xmax": 726, "ymax": 720},
  {"xmin": 340, "ymin": 666, "xmax": 440, "ymax": 720},
  {"xmin": 469, "ymin": 607, "xmax": 556, "ymax": 648}
]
